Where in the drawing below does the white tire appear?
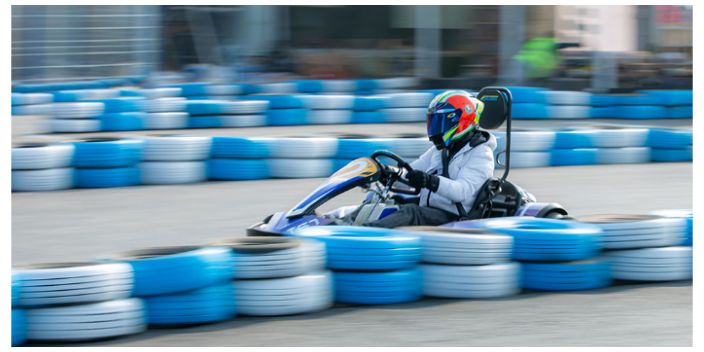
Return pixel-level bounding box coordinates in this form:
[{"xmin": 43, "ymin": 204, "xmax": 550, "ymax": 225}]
[
  {"xmin": 13, "ymin": 104, "xmax": 54, "ymax": 116},
  {"xmin": 234, "ymin": 271, "xmax": 333, "ymax": 316},
  {"xmin": 591, "ymin": 127, "xmax": 649, "ymax": 148},
  {"xmin": 52, "ymin": 102, "xmax": 105, "ymax": 119},
  {"xmin": 606, "ymin": 247, "xmax": 692, "ymax": 281},
  {"xmin": 305, "ymin": 110, "xmax": 353, "ymax": 125},
  {"xmin": 268, "ymin": 159, "xmax": 334, "ymax": 178},
  {"xmin": 300, "ymin": 239, "xmax": 327, "ymax": 272},
  {"xmin": 12, "ymin": 93, "xmax": 54, "ymax": 105},
  {"xmin": 12, "ymin": 143, "xmax": 74, "ymax": 170},
  {"xmin": 225, "ymin": 100, "xmax": 269, "ymax": 114},
  {"xmin": 259, "ymin": 82, "xmax": 297, "ymax": 94},
  {"xmin": 380, "ymin": 93, "xmax": 433, "ymax": 108},
  {"xmin": 422, "ymin": 262, "xmax": 522, "ymax": 298},
  {"xmin": 577, "ymin": 215, "xmax": 687, "ymax": 250},
  {"xmin": 26, "ymin": 298, "xmax": 147, "ymax": 342},
  {"xmin": 541, "ymin": 91, "xmax": 592, "ymax": 105},
  {"xmin": 144, "ymin": 97, "xmax": 187, "ymax": 113},
  {"xmin": 547, "ymin": 105, "xmax": 591, "ymax": 119},
  {"xmin": 270, "ymin": 137, "xmax": 338, "ymax": 159},
  {"xmin": 143, "ymin": 112, "xmax": 189, "ymax": 130},
  {"xmin": 321, "ymin": 80, "xmax": 357, "ymax": 92},
  {"xmin": 395, "ymin": 227, "xmax": 513, "ymax": 265},
  {"xmin": 140, "ymin": 135, "xmax": 212, "ymax": 161},
  {"xmin": 218, "ymin": 114, "xmax": 267, "ymax": 127},
  {"xmin": 381, "ymin": 108, "xmax": 426, "ymax": 122},
  {"xmin": 122, "ymin": 88, "xmax": 182, "ymax": 98},
  {"xmin": 494, "ymin": 131, "xmax": 556, "ymax": 152},
  {"xmin": 209, "ymin": 237, "xmax": 308, "ymax": 279},
  {"xmin": 47, "ymin": 119, "xmax": 102, "ymax": 133},
  {"xmin": 299, "ymin": 95, "xmax": 355, "ymax": 110},
  {"xmin": 139, "ymin": 161, "xmax": 207, "ymax": 185},
  {"xmin": 12, "ymin": 168, "xmax": 75, "ymax": 192},
  {"xmin": 497, "ymin": 151, "xmax": 551, "ymax": 169},
  {"xmin": 376, "ymin": 77, "xmax": 420, "ymax": 89}
]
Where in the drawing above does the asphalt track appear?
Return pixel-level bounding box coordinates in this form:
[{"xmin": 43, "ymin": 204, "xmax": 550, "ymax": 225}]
[{"xmin": 12, "ymin": 162, "xmax": 693, "ymax": 347}]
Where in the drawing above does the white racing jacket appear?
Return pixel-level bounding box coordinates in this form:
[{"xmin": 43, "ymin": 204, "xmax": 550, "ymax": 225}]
[{"xmin": 408, "ymin": 131, "xmax": 497, "ymax": 215}]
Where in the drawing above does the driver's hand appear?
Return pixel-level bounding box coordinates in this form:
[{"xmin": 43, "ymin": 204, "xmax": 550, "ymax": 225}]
[
  {"xmin": 381, "ymin": 164, "xmax": 400, "ymax": 175},
  {"xmin": 406, "ymin": 170, "xmax": 440, "ymax": 192}
]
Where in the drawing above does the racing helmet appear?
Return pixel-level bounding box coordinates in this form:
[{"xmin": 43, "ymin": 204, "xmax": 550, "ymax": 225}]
[{"xmin": 426, "ymin": 90, "xmax": 484, "ymax": 149}]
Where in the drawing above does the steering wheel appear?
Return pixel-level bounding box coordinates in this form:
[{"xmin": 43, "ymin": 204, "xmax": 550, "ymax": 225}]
[{"xmin": 370, "ymin": 150, "xmax": 420, "ymax": 195}]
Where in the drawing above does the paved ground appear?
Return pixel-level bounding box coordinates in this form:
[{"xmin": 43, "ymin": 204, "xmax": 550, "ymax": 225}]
[{"xmin": 12, "ymin": 162, "xmax": 693, "ymax": 347}]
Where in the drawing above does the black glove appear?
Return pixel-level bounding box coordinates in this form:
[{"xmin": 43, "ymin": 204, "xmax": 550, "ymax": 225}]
[{"xmin": 406, "ymin": 170, "xmax": 440, "ymax": 192}]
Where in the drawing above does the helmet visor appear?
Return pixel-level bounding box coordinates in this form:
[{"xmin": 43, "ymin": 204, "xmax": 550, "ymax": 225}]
[{"xmin": 427, "ymin": 109, "xmax": 461, "ymax": 137}]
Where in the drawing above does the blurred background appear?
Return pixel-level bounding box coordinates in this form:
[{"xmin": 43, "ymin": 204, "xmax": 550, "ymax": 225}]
[{"xmin": 11, "ymin": 5, "xmax": 693, "ymax": 91}]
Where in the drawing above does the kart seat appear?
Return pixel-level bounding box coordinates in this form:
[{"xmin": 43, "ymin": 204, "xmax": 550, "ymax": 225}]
[{"xmin": 466, "ymin": 177, "xmax": 522, "ymax": 219}]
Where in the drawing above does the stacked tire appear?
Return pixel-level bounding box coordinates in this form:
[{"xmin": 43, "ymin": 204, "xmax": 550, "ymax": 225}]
[
  {"xmin": 351, "ymin": 96, "xmax": 390, "ymax": 124},
  {"xmin": 139, "ymin": 135, "xmax": 211, "ymax": 185},
  {"xmin": 379, "ymin": 92, "xmax": 433, "ymax": 123},
  {"xmin": 576, "ymin": 214, "xmax": 692, "ymax": 282},
  {"xmin": 445, "ymin": 218, "xmax": 612, "ymax": 291},
  {"xmin": 143, "ymin": 96, "xmax": 189, "ymax": 130},
  {"xmin": 300, "ymin": 95, "xmax": 354, "ymax": 125},
  {"xmin": 247, "ymin": 94, "xmax": 308, "ymax": 126},
  {"xmin": 209, "ymin": 136, "xmax": 274, "ymax": 180},
  {"xmin": 102, "ymin": 246, "xmax": 236, "ymax": 325},
  {"xmin": 11, "ymin": 262, "xmax": 148, "ymax": 344},
  {"xmin": 291, "ymin": 226, "xmax": 424, "ymax": 305},
  {"xmin": 83, "ymin": 97, "xmax": 148, "ymax": 131},
  {"xmin": 648, "ymin": 129, "xmax": 693, "ymax": 162},
  {"xmin": 648, "ymin": 209, "xmax": 693, "ymax": 246},
  {"xmin": 12, "ymin": 93, "xmax": 54, "ymax": 116},
  {"xmin": 46, "ymin": 102, "xmax": 105, "ymax": 133},
  {"xmin": 11, "ymin": 142, "xmax": 75, "ymax": 192},
  {"xmin": 396, "ymin": 227, "xmax": 521, "ymax": 298},
  {"xmin": 73, "ymin": 138, "xmax": 143, "ymax": 188},
  {"xmin": 184, "ymin": 99, "xmax": 269, "ymax": 128},
  {"xmin": 494, "ymin": 130, "xmax": 554, "ymax": 169},
  {"xmin": 333, "ymin": 134, "xmax": 395, "ymax": 170},
  {"xmin": 268, "ymin": 136, "xmax": 338, "ymax": 178},
  {"xmin": 210, "ymin": 237, "xmax": 333, "ymax": 316}
]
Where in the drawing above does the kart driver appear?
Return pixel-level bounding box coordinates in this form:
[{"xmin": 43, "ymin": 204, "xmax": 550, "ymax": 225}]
[{"xmin": 339, "ymin": 90, "xmax": 497, "ymax": 228}]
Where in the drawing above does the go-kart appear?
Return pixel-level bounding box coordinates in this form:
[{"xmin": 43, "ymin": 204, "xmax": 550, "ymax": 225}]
[{"xmin": 248, "ymin": 87, "xmax": 569, "ymax": 236}]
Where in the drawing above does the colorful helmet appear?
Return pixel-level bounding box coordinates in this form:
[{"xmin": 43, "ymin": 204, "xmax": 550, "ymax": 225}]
[{"xmin": 426, "ymin": 90, "xmax": 484, "ymax": 149}]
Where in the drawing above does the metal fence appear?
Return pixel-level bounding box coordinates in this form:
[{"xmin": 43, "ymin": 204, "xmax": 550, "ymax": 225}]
[{"xmin": 11, "ymin": 5, "xmax": 163, "ymax": 84}]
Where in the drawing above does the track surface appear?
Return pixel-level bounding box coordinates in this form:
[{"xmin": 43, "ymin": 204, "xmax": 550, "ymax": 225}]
[
  {"xmin": 11, "ymin": 118, "xmax": 693, "ymax": 346},
  {"xmin": 12, "ymin": 162, "xmax": 693, "ymax": 347}
]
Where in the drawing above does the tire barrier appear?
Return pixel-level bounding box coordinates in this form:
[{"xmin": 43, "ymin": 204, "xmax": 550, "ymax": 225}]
[
  {"xmin": 521, "ymin": 258, "xmax": 613, "ymax": 291},
  {"xmin": 547, "ymin": 105, "xmax": 592, "ymax": 119},
  {"xmin": 635, "ymin": 90, "xmax": 693, "ymax": 106},
  {"xmin": 512, "ymin": 103, "xmax": 550, "ymax": 119},
  {"xmin": 505, "ymin": 87, "xmax": 549, "ymax": 103},
  {"xmin": 333, "ymin": 268, "xmax": 423, "ymax": 305},
  {"xmin": 143, "ymin": 284, "xmax": 237, "ymax": 325},
  {"xmin": 168, "ymin": 83, "xmax": 242, "ymax": 96},
  {"xmin": 12, "ymin": 262, "xmax": 134, "ymax": 307},
  {"xmin": 11, "ymin": 126, "xmax": 692, "ymax": 191},
  {"xmin": 381, "ymin": 108, "xmax": 427, "ymax": 122},
  {"xmin": 52, "ymin": 102, "xmax": 105, "ymax": 119},
  {"xmin": 84, "ymin": 97, "xmax": 147, "ymax": 114},
  {"xmin": 351, "ymin": 111, "xmax": 387, "ymax": 124},
  {"xmin": 291, "ymin": 226, "xmax": 422, "ymax": 271},
  {"xmin": 12, "ymin": 309, "xmax": 27, "ymax": 346},
  {"xmin": 120, "ymin": 87, "xmax": 182, "ymax": 98},
  {"xmin": 209, "ymin": 237, "xmax": 324, "ymax": 279},
  {"xmin": 575, "ymin": 214, "xmax": 687, "ymax": 250},
  {"xmin": 648, "ymin": 209, "xmax": 693, "ymax": 246},
  {"xmin": 144, "ymin": 112, "xmax": 189, "ymax": 130},
  {"xmin": 381, "ymin": 93, "xmax": 434, "ymax": 108},
  {"xmin": 444, "ymin": 218, "xmax": 604, "ymax": 262},
  {"xmin": 219, "ymin": 114, "xmax": 268, "ymax": 127},
  {"xmin": 306, "ymin": 110, "xmax": 354, "ymax": 125},
  {"xmin": 266, "ymin": 109, "xmax": 308, "ymax": 126},
  {"xmin": 12, "ymin": 104, "xmax": 54, "ymax": 116},
  {"xmin": 12, "ymin": 143, "xmax": 74, "ymax": 170},
  {"xmin": 234, "ymin": 271, "xmax": 334, "ymax": 316},
  {"xmin": 187, "ymin": 115, "xmax": 222, "ymax": 129},
  {"xmin": 102, "ymin": 246, "xmax": 234, "ymax": 297},
  {"xmin": 76, "ymin": 167, "xmax": 141, "ymax": 188},
  {"xmin": 352, "ymin": 96, "xmax": 389, "ymax": 111},
  {"xmin": 605, "ymin": 247, "xmax": 693, "ymax": 281},
  {"xmin": 145, "ymin": 98, "xmax": 188, "ymax": 113},
  {"xmin": 422, "ymin": 262, "xmax": 522, "ymax": 298},
  {"xmin": 541, "ymin": 91, "xmax": 592, "ymax": 105},
  {"xmin": 12, "ymin": 93, "xmax": 53, "ymax": 106},
  {"xmin": 299, "ymin": 95, "xmax": 355, "ymax": 110},
  {"xmin": 25, "ymin": 298, "xmax": 148, "ymax": 342}
]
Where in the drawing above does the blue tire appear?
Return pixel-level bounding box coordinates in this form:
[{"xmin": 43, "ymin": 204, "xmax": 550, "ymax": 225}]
[
  {"xmin": 551, "ymin": 149, "xmax": 598, "ymax": 166},
  {"xmin": 185, "ymin": 101, "xmax": 230, "ymax": 115},
  {"xmin": 636, "ymin": 90, "xmax": 693, "ymax": 106},
  {"xmin": 590, "ymin": 95, "xmax": 618, "ymax": 106},
  {"xmin": 187, "ymin": 115, "xmax": 222, "ymax": 128},
  {"xmin": 211, "ymin": 136, "xmax": 274, "ymax": 158},
  {"xmin": 12, "ymin": 271, "xmax": 20, "ymax": 307},
  {"xmin": 336, "ymin": 138, "xmax": 395, "ymax": 159},
  {"xmin": 247, "ymin": 94, "xmax": 305, "ymax": 109},
  {"xmin": 208, "ymin": 159, "xmax": 271, "ymax": 180},
  {"xmin": 522, "ymin": 258, "xmax": 613, "ymax": 291},
  {"xmin": 615, "ymin": 106, "xmax": 668, "ymax": 119},
  {"xmin": 102, "ymin": 246, "xmax": 234, "ymax": 297},
  {"xmin": 353, "ymin": 96, "xmax": 389, "ymax": 111},
  {"xmin": 291, "ymin": 226, "xmax": 421, "ymax": 271},
  {"xmin": 73, "ymin": 138, "xmax": 144, "ymax": 168},
  {"xmin": 143, "ymin": 284, "xmax": 236, "ymax": 325},
  {"xmin": 355, "ymin": 80, "xmax": 379, "ymax": 91},
  {"xmin": 650, "ymin": 148, "xmax": 693, "ymax": 162},
  {"xmin": 512, "ymin": 103, "xmax": 549, "ymax": 119},
  {"xmin": 76, "ymin": 167, "xmax": 141, "ymax": 188},
  {"xmin": 266, "ymin": 109, "xmax": 308, "ymax": 126},
  {"xmin": 666, "ymin": 106, "xmax": 693, "ymax": 119},
  {"xmin": 649, "ymin": 209, "xmax": 693, "ymax": 246},
  {"xmin": 444, "ymin": 218, "xmax": 604, "ymax": 262},
  {"xmin": 333, "ymin": 268, "xmax": 423, "ymax": 305},
  {"xmin": 506, "ymin": 87, "xmax": 549, "ymax": 103},
  {"xmin": 351, "ymin": 111, "xmax": 387, "ymax": 124},
  {"xmin": 293, "ymin": 80, "xmax": 324, "ymax": 93},
  {"xmin": 616, "ymin": 94, "xmax": 652, "ymax": 106},
  {"xmin": 648, "ymin": 129, "xmax": 692, "ymax": 149},
  {"xmin": 554, "ymin": 130, "xmax": 598, "ymax": 149},
  {"xmin": 97, "ymin": 112, "xmax": 146, "ymax": 131},
  {"xmin": 12, "ymin": 309, "xmax": 27, "ymax": 347},
  {"xmin": 590, "ymin": 107, "xmax": 617, "ymax": 118}
]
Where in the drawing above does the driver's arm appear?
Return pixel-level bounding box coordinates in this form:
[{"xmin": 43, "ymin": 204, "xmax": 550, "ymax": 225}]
[{"xmin": 409, "ymin": 147, "xmax": 433, "ymax": 171}]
